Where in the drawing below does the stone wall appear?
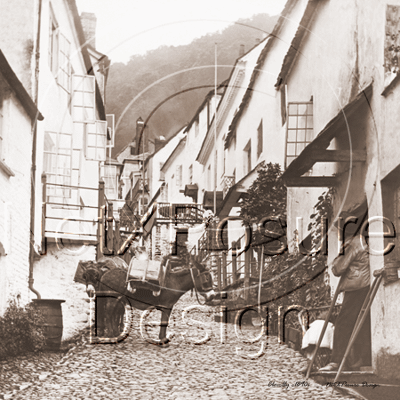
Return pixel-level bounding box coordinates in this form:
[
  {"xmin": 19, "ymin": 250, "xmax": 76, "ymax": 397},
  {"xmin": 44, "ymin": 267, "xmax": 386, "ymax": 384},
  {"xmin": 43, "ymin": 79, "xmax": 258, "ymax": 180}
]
[
  {"xmin": 0, "ymin": 84, "xmax": 33, "ymax": 315},
  {"xmin": 32, "ymin": 243, "xmax": 96, "ymax": 340}
]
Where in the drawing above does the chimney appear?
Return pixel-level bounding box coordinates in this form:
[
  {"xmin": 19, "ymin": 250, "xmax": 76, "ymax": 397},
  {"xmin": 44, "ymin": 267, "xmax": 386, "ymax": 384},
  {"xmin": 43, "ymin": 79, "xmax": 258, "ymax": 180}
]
[
  {"xmin": 255, "ymin": 38, "xmax": 260, "ymax": 45},
  {"xmin": 155, "ymin": 137, "xmax": 166, "ymax": 153},
  {"xmin": 239, "ymin": 44, "xmax": 245, "ymax": 57},
  {"xmin": 80, "ymin": 12, "xmax": 97, "ymax": 48}
]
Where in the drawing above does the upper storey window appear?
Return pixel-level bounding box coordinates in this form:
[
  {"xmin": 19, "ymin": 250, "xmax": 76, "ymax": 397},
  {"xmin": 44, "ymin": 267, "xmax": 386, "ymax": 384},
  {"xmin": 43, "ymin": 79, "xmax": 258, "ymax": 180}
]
[{"xmin": 285, "ymin": 102, "xmax": 313, "ymax": 168}]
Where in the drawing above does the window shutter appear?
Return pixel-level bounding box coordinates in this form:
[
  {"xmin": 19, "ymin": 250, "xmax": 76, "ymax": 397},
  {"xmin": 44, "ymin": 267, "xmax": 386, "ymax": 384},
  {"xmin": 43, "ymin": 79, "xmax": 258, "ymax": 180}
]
[
  {"xmin": 57, "ymin": 32, "xmax": 71, "ymax": 93},
  {"xmin": 72, "ymin": 75, "xmax": 95, "ymax": 123}
]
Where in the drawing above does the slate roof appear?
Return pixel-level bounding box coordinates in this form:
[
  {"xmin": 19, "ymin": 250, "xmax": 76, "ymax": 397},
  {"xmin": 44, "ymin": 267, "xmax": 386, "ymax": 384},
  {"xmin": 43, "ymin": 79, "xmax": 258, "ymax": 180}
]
[
  {"xmin": 0, "ymin": 50, "xmax": 43, "ymax": 121},
  {"xmin": 275, "ymin": 0, "xmax": 320, "ymax": 89},
  {"xmin": 224, "ymin": 0, "xmax": 307, "ymax": 150}
]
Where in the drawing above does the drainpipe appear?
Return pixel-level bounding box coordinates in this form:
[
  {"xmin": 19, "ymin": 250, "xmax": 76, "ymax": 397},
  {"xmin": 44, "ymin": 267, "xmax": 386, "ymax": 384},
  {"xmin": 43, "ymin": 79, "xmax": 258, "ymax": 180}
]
[{"xmin": 29, "ymin": 0, "xmax": 43, "ymax": 299}]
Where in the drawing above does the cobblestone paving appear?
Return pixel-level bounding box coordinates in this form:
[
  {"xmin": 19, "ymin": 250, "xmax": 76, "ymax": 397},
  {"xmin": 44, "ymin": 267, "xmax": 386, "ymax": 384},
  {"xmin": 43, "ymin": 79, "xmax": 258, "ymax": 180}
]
[{"xmin": 5, "ymin": 294, "xmax": 356, "ymax": 400}]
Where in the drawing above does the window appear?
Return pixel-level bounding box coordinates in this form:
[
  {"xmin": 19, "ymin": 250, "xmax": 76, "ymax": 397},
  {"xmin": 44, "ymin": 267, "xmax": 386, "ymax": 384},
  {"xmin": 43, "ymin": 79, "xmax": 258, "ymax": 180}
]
[
  {"xmin": 194, "ymin": 118, "xmax": 199, "ymax": 136},
  {"xmin": 48, "ymin": 8, "xmax": 58, "ymax": 74},
  {"xmin": 0, "ymin": 104, "xmax": 3, "ymax": 161},
  {"xmin": 159, "ymin": 162, "xmax": 165, "ymax": 181},
  {"xmin": 57, "ymin": 32, "xmax": 71, "ymax": 93},
  {"xmin": 160, "ymin": 183, "xmax": 168, "ymax": 202},
  {"xmin": 86, "ymin": 120, "xmax": 107, "ymax": 161},
  {"xmin": 286, "ymin": 102, "xmax": 313, "ymax": 168},
  {"xmin": 385, "ymin": 5, "xmax": 400, "ymax": 85},
  {"xmin": 257, "ymin": 120, "xmax": 263, "ymax": 158},
  {"xmin": 189, "ymin": 164, "xmax": 193, "ymax": 184},
  {"xmin": 176, "ymin": 164, "xmax": 183, "ymax": 187},
  {"xmin": 43, "ymin": 131, "xmax": 72, "ymax": 198},
  {"xmin": 106, "ymin": 114, "xmax": 115, "ymax": 148},
  {"xmin": 207, "ymin": 101, "xmax": 210, "ymax": 129},
  {"xmin": 207, "ymin": 165, "xmax": 211, "ymax": 190},
  {"xmin": 280, "ymin": 85, "xmax": 287, "ymax": 125},
  {"xmin": 244, "ymin": 140, "xmax": 251, "ymax": 175},
  {"xmin": 215, "ymin": 151, "xmax": 218, "ymax": 187},
  {"xmin": 72, "ymin": 75, "xmax": 95, "ymax": 123},
  {"xmin": 222, "ymin": 135, "xmax": 226, "ymax": 176},
  {"xmin": 103, "ymin": 165, "xmax": 117, "ymax": 199}
]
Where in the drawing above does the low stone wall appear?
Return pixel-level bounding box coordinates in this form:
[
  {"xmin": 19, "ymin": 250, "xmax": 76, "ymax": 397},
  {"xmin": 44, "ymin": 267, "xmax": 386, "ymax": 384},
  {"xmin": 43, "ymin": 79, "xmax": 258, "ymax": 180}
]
[{"xmin": 32, "ymin": 242, "xmax": 96, "ymax": 340}]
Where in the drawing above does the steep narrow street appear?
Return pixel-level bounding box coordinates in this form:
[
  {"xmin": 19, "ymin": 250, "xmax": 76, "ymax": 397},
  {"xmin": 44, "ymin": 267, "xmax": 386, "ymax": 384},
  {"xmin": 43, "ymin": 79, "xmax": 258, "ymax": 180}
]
[{"xmin": 3, "ymin": 294, "xmax": 356, "ymax": 400}]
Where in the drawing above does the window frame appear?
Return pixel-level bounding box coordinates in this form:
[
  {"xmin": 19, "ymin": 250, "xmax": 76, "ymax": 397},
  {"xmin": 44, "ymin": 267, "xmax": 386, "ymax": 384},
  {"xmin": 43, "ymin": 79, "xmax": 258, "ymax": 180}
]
[
  {"xmin": 106, "ymin": 114, "xmax": 115, "ymax": 148},
  {"xmin": 244, "ymin": 140, "xmax": 251, "ymax": 176},
  {"xmin": 0, "ymin": 101, "xmax": 4, "ymax": 161},
  {"xmin": 48, "ymin": 6, "xmax": 59, "ymax": 75},
  {"xmin": 285, "ymin": 101, "xmax": 314, "ymax": 169},
  {"xmin": 257, "ymin": 119, "xmax": 263, "ymax": 159},
  {"xmin": 72, "ymin": 74, "xmax": 96, "ymax": 123},
  {"xmin": 176, "ymin": 164, "xmax": 183, "ymax": 187},
  {"xmin": 103, "ymin": 164, "xmax": 118, "ymax": 200},
  {"xmin": 85, "ymin": 120, "xmax": 107, "ymax": 162},
  {"xmin": 43, "ymin": 130, "xmax": 73, "ymax": 199},
  {"xmin": 189, "ymin": 164, "xmax": 193, "ymax": 184},
  {"xmin": 57, "ymin": 32, "xmax": 71, "ymax": 93},
  {"xmin": 159, "ymin": 162, "xmax": 165, "ymax": 181}
]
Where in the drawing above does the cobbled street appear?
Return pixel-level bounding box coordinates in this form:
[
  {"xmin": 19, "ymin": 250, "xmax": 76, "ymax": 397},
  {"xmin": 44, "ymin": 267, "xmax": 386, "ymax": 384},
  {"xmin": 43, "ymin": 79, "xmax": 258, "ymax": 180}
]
[{"xmin": 2, "ymin": 294, "xmax": 356, "ymax": 400}]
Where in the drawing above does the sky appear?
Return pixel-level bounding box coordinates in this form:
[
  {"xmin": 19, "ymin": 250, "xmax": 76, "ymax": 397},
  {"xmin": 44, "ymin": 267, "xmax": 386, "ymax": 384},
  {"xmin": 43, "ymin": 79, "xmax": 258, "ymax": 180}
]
[{"xmin": 76, "ymin": 0, "xmax": 287, "ymax": 64}]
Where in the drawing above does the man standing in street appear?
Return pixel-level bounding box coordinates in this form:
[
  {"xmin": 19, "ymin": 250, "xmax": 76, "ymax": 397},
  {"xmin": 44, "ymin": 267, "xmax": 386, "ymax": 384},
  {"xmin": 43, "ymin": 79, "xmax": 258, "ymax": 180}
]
[{"xmin": 319, "ymin": 219, "xmax": 371, "ymax": 371}]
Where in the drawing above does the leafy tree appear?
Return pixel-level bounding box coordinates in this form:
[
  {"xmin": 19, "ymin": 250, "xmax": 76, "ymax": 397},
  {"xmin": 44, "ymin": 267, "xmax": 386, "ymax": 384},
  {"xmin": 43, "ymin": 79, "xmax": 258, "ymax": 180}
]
[
  {"xmin": 239, "ymin": 162, "xmax": 286, "ymax": 221},
  {"xmin": 239, "ymin": 162, "xmax": 287, "ymax": 255},
  {"xmin": 237, "ymin": 162, "xmax": 333, "ymax": 331}
]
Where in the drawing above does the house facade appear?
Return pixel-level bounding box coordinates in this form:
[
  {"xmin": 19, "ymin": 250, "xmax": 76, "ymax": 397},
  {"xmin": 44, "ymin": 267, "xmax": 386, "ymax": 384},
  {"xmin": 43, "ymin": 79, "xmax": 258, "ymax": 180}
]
[
  {"xmin": 0, "ymin": 0, "xmax": 110, "ymax": 338},
  {"xmin": 138, "ymin": 90, "xmax": 224, "ymax": 260},
  {"xmin": 0, "ymin": 51, "xmax": 43, "ymax": 315},
  {"xmin": 185, "ymin": 0, "xmax": 310, "ymax": 282},
  {"xmin": 280, "ymin": 0, "xmax": 400, "ymax": 381}
]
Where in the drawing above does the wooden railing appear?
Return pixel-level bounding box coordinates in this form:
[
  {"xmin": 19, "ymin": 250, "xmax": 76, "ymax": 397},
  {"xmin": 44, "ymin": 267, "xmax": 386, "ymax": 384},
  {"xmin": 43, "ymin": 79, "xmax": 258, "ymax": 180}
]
[
  {"xmin": 41, "ymin": 175, "xmax": 140, "ymax": 265},
  {"xmin": 130, "ymin": 178, "xmax": 148, "ymax": 200},
  {"xmin": 191, "ymin": 224, "xmax": 260, "ymax": 301},
  {"xmin": 41, "ymin": 173, "xmax": 100, "ymax": 253},
  {"xmin": 157, "ymin": 202, "xmax": 204, "ymax": 224}
]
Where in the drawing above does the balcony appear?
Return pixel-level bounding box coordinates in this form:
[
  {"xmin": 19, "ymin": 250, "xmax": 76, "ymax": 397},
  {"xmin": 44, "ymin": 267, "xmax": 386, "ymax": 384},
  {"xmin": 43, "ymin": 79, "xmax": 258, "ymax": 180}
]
[
  {"xmin": 157, "ymin": 202, "xmax": 204, "ymax": 224},
  {"xmin": 130, "ymin": 178, "xmax": 149, "ymax": 201}
]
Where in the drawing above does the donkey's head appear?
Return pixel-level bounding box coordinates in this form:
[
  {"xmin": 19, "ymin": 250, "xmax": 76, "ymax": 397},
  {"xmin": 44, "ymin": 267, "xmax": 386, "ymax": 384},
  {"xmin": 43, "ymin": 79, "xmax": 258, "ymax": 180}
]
[{"xmin": 82, "ymin": 262, "xmax": 101, "ymax": 297}]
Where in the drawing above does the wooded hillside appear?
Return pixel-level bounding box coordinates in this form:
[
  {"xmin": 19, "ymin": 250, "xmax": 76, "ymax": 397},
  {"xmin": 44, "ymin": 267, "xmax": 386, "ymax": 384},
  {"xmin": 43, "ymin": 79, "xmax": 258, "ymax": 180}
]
[{"xmin": 106, "ymin": 13, "xmax": 278, "ymax": 156}]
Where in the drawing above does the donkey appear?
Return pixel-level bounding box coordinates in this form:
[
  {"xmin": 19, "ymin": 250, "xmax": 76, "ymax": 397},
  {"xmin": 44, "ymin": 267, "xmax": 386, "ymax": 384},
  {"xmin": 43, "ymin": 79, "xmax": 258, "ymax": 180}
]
[{"xmin": 95, "ymin": 258, "xmax": 215, "ymax": 344}]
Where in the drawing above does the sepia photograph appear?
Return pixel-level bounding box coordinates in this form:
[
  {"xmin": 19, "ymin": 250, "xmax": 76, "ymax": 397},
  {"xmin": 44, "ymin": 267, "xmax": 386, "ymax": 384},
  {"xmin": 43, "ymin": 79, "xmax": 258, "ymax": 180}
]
[{"xmin": 0, "ymin": 0, "xmax": 400, "ymax": 399}]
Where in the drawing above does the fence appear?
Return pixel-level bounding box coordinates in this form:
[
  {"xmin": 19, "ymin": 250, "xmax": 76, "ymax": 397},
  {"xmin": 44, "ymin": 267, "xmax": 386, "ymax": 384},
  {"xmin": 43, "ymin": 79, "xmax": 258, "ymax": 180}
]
[
  {"xmin": 41, "ymin": 175, "xmax": 140, "ymax": 265},
  {"xmin": 191, "ymin": 223, "xmax": 261, "ymax": 302},
  {"xmin": 41, "ymin": 173, "xmax": 100, "ymax": 252}
]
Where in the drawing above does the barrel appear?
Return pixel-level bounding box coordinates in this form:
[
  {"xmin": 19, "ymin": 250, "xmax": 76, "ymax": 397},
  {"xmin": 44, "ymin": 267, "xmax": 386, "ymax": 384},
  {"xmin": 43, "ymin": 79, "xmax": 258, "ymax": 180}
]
[{"xmin": 32, "ymin": 299, "xmax": 65, "ymax": 351}]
